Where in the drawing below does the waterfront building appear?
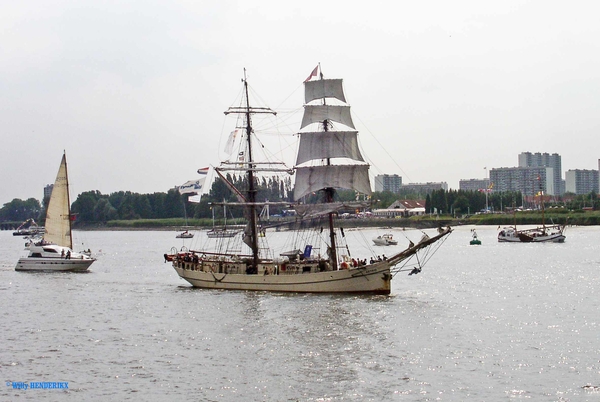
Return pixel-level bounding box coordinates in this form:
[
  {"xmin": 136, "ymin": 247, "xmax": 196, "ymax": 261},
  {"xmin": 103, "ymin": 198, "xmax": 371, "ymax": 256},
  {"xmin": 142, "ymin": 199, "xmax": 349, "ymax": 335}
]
[
  {"xmin": 518, "ymin": 152, "xmax": 563, "ymax": 195},
  {"xmin": 373, "ymin": 174, "xmax": 402, "ymax": 193},
  {"xmin": 401, "ymin": 182, "xmax": 448, "ymax": 195},
  {"xmin": 565, "ymin": 169, "xmax": 599, "ymax": 195},
  {"xmin": 490, "ymin": 167, "xmax": 554, "ymax": 196},
  {"xmin": 459, "ymin": 178, "xmax": 491, "ymax": 192},
  {"xmin": 372, "ymin": 199, "xmax": 426, "ymax": 217}
]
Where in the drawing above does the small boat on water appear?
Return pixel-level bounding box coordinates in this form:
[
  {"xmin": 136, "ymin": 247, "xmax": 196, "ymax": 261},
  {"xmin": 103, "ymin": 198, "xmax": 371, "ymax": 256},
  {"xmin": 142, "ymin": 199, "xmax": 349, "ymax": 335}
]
[
  {"xmin": 176, "ymin": 230, "xmax": 194, "ymax": 239},
  {"xmin": 498, "ymin": 193, "xmax": 566, "ymax": 243},
  {"xmin": 372, "ymin": 233, "xmax": 398, "ymax": 246},
  {"xmin": 15, "ymin": 152, "xmax": 96, "ymax": 272},
  {"xmin": 166, "ymin": 67, "xmax": 452, "ymax": 294},
  {"xmin": 206, "ymin": 227, "xmax": 241, "ymax": 238},
  {"xmin": 497, "ymin": 225, "xmax": 565, "ymax": 243},
  {"xmin": 13, "ymin": 219, "xmax": 45, "ymax": 237}
]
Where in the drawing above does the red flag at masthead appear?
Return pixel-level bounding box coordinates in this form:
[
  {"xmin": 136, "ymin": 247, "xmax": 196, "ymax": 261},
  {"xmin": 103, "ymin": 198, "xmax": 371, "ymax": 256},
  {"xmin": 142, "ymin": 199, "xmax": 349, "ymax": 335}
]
[{"xmin": 304, "ymin": 65, "xmax": 319, "ymax": 82}]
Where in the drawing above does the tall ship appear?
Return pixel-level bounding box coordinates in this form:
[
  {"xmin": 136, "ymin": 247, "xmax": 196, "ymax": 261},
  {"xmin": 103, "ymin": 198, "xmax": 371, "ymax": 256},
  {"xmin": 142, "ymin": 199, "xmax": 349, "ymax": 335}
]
[
  {"xmin": 167, "ymin": 67, "xmax": 452, "ymax": 294},
  {"xmin": 15, "ymin": 152, "xmax": 96, "ymax": 271}
]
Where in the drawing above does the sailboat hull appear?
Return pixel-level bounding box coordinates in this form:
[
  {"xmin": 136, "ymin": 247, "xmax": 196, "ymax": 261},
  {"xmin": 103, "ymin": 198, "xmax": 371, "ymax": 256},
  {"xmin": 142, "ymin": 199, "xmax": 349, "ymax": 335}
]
[
  {"xmin": 174, "ymin": 262, "xmax": 391, "ymax": 294},
  {"xmin": 15, "ymin": 244, "xmax": 95, "ymax": 272},
  {"xmin": 498, "ymin": 226, "xmax": 566, "ymax": 243},
  {"xmin": 15, "ymin": 257, "xmax": 94, "ymax": 272}
]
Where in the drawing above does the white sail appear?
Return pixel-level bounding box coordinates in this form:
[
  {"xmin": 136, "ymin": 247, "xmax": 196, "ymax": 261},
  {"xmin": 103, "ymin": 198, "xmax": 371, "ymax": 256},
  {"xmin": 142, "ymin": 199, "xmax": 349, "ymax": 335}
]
[
  {"xmin": 294, "ymin": 164, "xmax": 371, "ymax": 200},
  {"xmin": 304, "ymin": 79, "xmax": 347, "ymax": 104},
  {"xmin": 43, "ymin": 153, "xmax": 72, "ymax": 249},
  {"xmin": 295, "ymin": 131, "xmax": 364, "ymax": 165},
  {"xmin": 300, "ymin": 105, "xmax": 355, "ymax": 130}
]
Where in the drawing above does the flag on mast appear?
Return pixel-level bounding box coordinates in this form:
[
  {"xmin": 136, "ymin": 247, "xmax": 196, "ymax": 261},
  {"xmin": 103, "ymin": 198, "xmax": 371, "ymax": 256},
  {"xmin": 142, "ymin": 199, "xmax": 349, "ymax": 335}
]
[
  {"xmin": 304, "ymin": 65, "xmax": 319, "ymax": 82},
  {"xmin": 178, "ymin": 177, "xmax": 206, "ymax": 194}
]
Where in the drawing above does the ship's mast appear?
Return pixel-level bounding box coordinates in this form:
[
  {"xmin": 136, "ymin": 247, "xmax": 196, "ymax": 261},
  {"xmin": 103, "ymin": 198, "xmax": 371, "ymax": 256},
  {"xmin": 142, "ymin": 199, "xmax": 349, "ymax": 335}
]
[
  {"xmin": 223, "ymin": 69, "xmax": 277, "ymax": 273},
  {"xmin": 319, "ymin": 73, "xmax": 338, "ymax": 271},
  {"xmin": 295, "ymin": 66, "xmax": 371, "ymax": 270},
  {"xmin": 64, "ymin": 152, "xmax": 73, "ymax": 250},
  {"xmin": 538, "ymin": 174, "xmax": 546, "ymax": 231},
  {"xmin": 242, "ymin": 71, "xmax": 260, "ymax": 272}
]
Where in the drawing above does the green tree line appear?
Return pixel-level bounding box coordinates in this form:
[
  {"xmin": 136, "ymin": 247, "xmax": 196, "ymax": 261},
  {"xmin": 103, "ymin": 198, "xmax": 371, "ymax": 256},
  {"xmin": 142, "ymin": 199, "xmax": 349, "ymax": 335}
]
[
  {"xmin": 2, "ymin": 176, "xmax": 597, "ymax": 225},
  {"xmin": 425, "ymin": 189, "xmax": 524, "ymax": 215},
  {"xmin": 0, "ymin": 174, "xmax": 294, "ymax": 225},
  {"xmin": 0, "ymin": 198, "xmax": 42, "ymax": 222}
]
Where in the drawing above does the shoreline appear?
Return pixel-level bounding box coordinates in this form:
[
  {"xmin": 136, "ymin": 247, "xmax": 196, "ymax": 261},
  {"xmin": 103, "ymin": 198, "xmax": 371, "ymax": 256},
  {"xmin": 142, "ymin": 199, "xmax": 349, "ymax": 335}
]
[
  {"xmin": 69, "ymin": 218, "xmax": 587, "ymax": 231},
  {"xmin": 5, "ymin": 212, "xmax": 596, "ymax": 232}
]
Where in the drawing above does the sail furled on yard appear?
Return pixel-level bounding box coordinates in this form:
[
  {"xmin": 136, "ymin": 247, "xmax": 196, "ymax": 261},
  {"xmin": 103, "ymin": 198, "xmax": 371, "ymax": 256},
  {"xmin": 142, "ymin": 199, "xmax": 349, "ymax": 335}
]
[
  {"xmin": 44, "ymin": 153, "xmax": 72, "ymax": 248},
  {"xmin": 294, "ymin": 76, "xmax": 371, "ymax": 201}
]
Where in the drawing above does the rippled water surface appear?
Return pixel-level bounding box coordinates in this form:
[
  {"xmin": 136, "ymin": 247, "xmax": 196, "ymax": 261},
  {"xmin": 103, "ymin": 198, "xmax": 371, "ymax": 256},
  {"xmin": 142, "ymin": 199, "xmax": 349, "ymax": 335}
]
[{"xmin": 1, "ymin": 226, "xmax": 599, "ymax": 401}]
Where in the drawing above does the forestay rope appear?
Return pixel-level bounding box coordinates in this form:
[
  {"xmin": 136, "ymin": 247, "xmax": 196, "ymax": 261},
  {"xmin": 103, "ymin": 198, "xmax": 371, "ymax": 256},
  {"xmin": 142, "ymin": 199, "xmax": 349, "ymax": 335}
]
[{"xmin": 390, "ymin": 230, "xmax": 452, "ymax": 278}]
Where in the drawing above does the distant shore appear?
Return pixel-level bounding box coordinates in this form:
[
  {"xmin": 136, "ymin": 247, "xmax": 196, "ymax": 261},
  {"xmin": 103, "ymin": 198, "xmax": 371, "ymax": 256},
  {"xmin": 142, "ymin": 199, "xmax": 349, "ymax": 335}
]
[
  {"xmin": 66, "ymin": 210, "xmax": 597, "ymax": 231},
  {"xmin": 3, "ymin": 210, "xmax": 596, "ymax": 233}
]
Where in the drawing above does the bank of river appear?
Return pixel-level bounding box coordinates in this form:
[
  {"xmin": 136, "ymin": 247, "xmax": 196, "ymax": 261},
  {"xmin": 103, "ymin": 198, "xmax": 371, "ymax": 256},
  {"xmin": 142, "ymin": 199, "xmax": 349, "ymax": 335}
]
[{"xmin": 63, "ymin": 209, "xmax": 597, "ymax": 231}]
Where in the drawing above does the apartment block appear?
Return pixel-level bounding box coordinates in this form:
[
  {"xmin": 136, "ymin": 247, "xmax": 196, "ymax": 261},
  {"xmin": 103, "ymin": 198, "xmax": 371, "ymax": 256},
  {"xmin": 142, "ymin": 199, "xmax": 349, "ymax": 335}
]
[
  {"xmin": 401, "ymin": 182, "xmax": 448, "ymax": 194},
  {"xmin": 459, "ymin": 178, "xmax": 491, "ymax": 192},
  {"xmin": 518, "ymin": 152, "xmax": 563, "ymax": 195},
  {"xmin": 565, "ymin": 169, "xmax": 599, "ymax": 195},
  {"xmin": 373, "ymin": 174, "xmax": 402, "ymax": 193},
  {"xmin": 489, "ymin": 167, "xmax": 554, "ymax": 196}
]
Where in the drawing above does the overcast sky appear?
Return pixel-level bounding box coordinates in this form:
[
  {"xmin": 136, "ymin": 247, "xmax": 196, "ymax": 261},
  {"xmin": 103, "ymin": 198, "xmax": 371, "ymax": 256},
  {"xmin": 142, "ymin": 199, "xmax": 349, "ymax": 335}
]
[{"xmin": 2, "ymin": 1, "xmax": 599, "ymax": 206}]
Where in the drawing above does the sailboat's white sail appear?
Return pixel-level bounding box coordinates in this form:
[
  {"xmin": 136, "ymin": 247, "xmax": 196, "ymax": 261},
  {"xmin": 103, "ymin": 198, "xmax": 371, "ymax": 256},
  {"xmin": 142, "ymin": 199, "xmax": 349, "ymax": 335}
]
[
  {"xmin": 295, "ymin": 131, "xmax": 364, "ymax": 165},
  {"xmin": 294, "ymin": 165, "xmax": 371, "ymax": 200},
  {"xmin": 304, "ymin": 79, "xmax": 347, "ymax": 103},
  {"xmin": 300, "ymin": 105, "xmax": 355, "ymax": 130},
  {"xmin": 294, "ymin": 76, "xmax": 370, "ymax": 200},
  {"xmin": 43, "ymin": 153, "xmax": 72, "ymax": 249}
]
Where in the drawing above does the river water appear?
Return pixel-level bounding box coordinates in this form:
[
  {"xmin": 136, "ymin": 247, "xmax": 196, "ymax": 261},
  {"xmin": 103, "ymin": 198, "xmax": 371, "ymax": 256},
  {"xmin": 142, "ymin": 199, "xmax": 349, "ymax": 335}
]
[{"xmin": 1, "ymin": 225, "xmax": 599, "ymax": 401}]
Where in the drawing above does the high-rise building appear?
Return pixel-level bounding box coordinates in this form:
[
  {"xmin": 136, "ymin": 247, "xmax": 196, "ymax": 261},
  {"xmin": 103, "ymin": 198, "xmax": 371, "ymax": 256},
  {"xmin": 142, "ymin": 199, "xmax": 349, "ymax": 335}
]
[
  {"xmin": 518, "ymin": 152, "xmax": 563, "ymax": 195},
  {"xmin": 490, "ymin": 167, "xmax": 553, "ymax": 196},
  {"xmin": 400, "ymin": 182, "xmax": 448, "ymax": 194},
  {"xmin": 565, "ymin": 169, "xmax": 599, "ymax": 195},
  {"xmin": 459, "ymin": 178, "xmax": 491, "ymax": 192},
  {"xmin": 373, "ymin": 174, "xmax": 402, "ymax": 193},
  {"xmin": 43, "ymin": 184, "xmax": 53, "ymax": 200}
]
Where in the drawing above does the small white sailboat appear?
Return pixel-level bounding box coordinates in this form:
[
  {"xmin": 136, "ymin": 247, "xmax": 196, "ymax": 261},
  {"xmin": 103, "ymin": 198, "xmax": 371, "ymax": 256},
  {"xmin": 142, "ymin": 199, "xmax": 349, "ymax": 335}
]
[{"xmin": 15, "ymin": 152, "xmax": 96, "ymax": 272}]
